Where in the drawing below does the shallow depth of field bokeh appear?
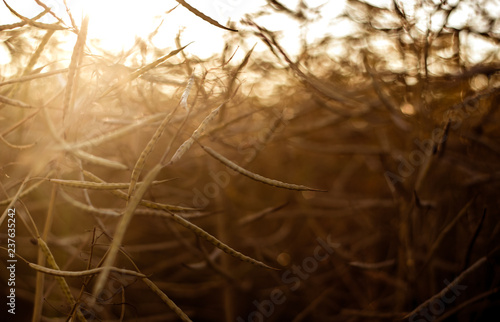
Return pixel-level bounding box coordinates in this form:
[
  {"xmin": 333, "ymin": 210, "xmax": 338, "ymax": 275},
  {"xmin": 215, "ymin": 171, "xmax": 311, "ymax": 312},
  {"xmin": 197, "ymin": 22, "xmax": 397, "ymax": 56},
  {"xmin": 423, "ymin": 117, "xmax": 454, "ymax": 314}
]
[{"xmin": 1, "ymin": 0, "xmax": 500, "ymax": 321}]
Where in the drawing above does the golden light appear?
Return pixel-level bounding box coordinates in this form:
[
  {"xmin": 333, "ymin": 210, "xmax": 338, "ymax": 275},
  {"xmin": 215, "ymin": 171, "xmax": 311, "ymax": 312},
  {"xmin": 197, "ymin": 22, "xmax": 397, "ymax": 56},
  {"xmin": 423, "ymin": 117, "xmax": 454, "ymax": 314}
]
[
  {"xmin": 400, "ymin": 102, "xmax": 416, "ymax": 115},
  {"xmin": 0, "ymin": 0, "xmax": 266, "ymax": 59},
  {"xmin": 76, "ymin": 0, "xmax": 165, "ymax": 51},
  {"xmin": 70, "ymin": 0, "xmax": 231, "ymax": 57},
  {"xmin": 0, "ymin": 0, "xmax": 353, "ymax": 67}
]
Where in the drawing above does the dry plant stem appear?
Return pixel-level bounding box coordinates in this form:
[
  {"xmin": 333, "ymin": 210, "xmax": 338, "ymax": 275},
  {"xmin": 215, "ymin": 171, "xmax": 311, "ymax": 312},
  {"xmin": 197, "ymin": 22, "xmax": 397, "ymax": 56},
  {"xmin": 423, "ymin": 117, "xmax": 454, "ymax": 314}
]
[
  {"xmin": 127, "ymin": 73, "xmax": 194, "ymax": 198},
  {"xmin": 197, "ymin": 240, "xmax": 235, "ymax": 283},
  {"xmin": 48, "ymin": 177, "xmax": 173, "ymax": 190},
  {"xmin": 180, "ymin": 72, "xmax": 195, "ymax": 111},
  {"xmin": 98, "ymin": 44, "xmax": 190, "ymax": 99},
  {"xmin": 142, "ymin": 277, "xmax": 193, "ymax": 322},
  {"xmin": 293, "ymin": 288, "xmax": 334, "ymax": 322},
  {"xmin": 175, "ymin": 31, "xmax": 194, "ymax": 75},
  {"xmin": 34, "ymin": 0, "xmax": 65, "ymax": 25},
  {"xmin": 73, "ymin": 149, "xmax": 128, "ymax": 170},
  {"xmin": 74, "ymin": 242, "xmax": 96, "ymax": 320},
  {"xmin": 404, "ymin": 256, "xmax": 488, "ymax": 319},
  {"xmin": 161, "ymin": 89, "xmax": 201, "ymax": 165},
  {"xmin": 160, "ymin": 76, "xmax": 198, "ymax": 162},
  {"xmin": 32, "ymin": 184, "xmax": 57, "ymax": 322},
  {"xmin": 80, "ymin": 237, "xmax": 142, "ymax": 298},
  {"xmin": 82, "ymin": 169, "xmax": 197, "ymax": 211},
  {"xmin": 0, "ymin": 21, "xmax": 27, "ymax": 31},
  {"xmin": 25, "ymin": 29, "xmax": 55, "ymax": 76},
  {"xmin": 246, "ymin": 20, "xmax": 360, "ymax": 107},
  {"xmin": 463, "ymin": 208, "xmax": 486, "ymax": 270},
  {"xmin": 199, "ymin": 143, "xmax": 326, "ymax": 192},
  {"xmin": 1, "ymin": 0, "xmax": 66, "ymax": 30},
  {"xmin": 0, "ymin": 175, "xmax": 43, "ymax": 208},
  {"xmin": 208, "ymin": 107, "xmax": 267, "ymax": 137},
  {"xmin": 64, "ymin": 112, "xmax": 167, "ymax": 150},
  {"xmin": 341, "ymin": 309, "xmax": 406, "ymax": 319},
  {"xmin": 62, "ymin": 0, "xmax": 78, "ymax": 31},
  {"xmin": 363, "ymin": 54, "xmax": 398, "ymax": 113},
  {"xmin": 63, "ymin": 15, "xmax": 88, "ymax": 123},
  {"xmin": 11, "ymin": 203, "xmax": 38, "ymax": 248},
  {"xmin": 91, "ymin": 164, "xmax": 162, "ymax": 307},
  {"xmin": 42, "ymin": 106, "xmax": 128, "ymax": 170},
  {"xmin": 436, "ymin": 119, "xmax": 451, "ymax": 157},
  {"xmin": 215, "ymin": 197, "xmax": 234, "ymax": 321},
  {"xmin": 0, "ymin": 95, "xmax": 39, "ymax": 109},
  {"xmin": 238, "ymin": 202, "xmax": 288, "ymax": 226},
  {"xmin": 78, "ymin": 229, "xmax": 101, "ymax": 295},
  {"xmin": 435, "ymin": 286, "xmax": 500, "ymax": 322},
  {"xmin": 2, "ymin": 29, "xmax": 56, "ymax": 102},
  {"xmin": 37, "ymin": 237, "xmax": 86, "ymax": 321},
  {"xmin": 349, "ymin": 259, "xmax": 396, "ymax": 270},
  {"xmin": 414, "ymin": 120, "xmax": 451, "ymax": 192},
  {"xmin": 242, "ymin": 111, "xmax": 284, "ymax": 165},
  {"xmin": 16, "ymin": 203, "xmax": 81, "ymax": 318},
  {"xmin": 1, "ymin": 108, "xmax": 41, "ymax": 137},
  {"xmin": 414, "ymin": 149, "xmax": 434, "ymax": 192},
  {"xmin": 0, "ymin": 67, "xmax": 83, "ymax": 87},
  {"xmin": 289, "ymin": 141, "xmax": 388, "ymax": 155},
  {"xmin": 70, "ymin": 30, "xmax": 87, "ymax": 110},
  {"xmin": 1, "ymin": 84, "xmax": 62, "ymax": 135},
  {"xmin": 164, "ymin": 219, "xmax": 203, "ymax": 261},
  {"xmin": 229, "ymin": 45, "xmax": 255, "ymax": 91},
  {"xmin": 0, "ymin": 7, "xmax": 49, "ymax": 31},
  {"xmin": 219, "ymin": 45, "xmax": 256, "ymax": 121},
  {"xmin": 29, "ymin": 263, "xmax": 146, "ymax": 278},
  {"xmin": 50, "ymin": 179, "xmax": 137, "ymax": 190},
  {"xmin": 164, "ymin": 209, "xmax": 278, "ymax": 270},
  {"xmin": 168, "ymin": 102, "xmax": 225, "ymax": 165},
  {"xmin": 175, "ymin": 0, "xmax": 237, "ymax": 32},
  {"xmin": 420, "ymin": 197, "xmax": 475, "ymax": 273},
  {"xmin": 0, "ymin": 136, "xmax": 36, "ymax": 149},
  {"xmin": 398, "ymin": 199, "xmax": 415, "ymax": 303},
  {"xmin": 131, "ymin": 208, "xmax": 212, "ymax": 219},
  {"xmin": 58, "ymin": 189, "xmax": 121, "ymax": 216},
  {"xmin": 120, "ymin": 286, "xmax": 126, "ymax": 320}
]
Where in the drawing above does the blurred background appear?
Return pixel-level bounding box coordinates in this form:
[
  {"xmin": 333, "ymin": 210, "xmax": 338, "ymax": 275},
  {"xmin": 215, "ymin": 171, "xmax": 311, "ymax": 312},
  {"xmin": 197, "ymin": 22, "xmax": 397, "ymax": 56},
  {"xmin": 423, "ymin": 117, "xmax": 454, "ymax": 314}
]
[{"xmin": 1, "ymin": 0, "xmax": 500, "ymax": 321}]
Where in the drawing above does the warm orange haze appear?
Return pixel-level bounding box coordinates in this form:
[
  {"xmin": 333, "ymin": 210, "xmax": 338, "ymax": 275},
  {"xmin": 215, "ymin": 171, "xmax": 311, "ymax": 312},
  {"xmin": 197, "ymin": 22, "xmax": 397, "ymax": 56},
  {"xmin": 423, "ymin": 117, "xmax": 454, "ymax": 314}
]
[{"xmin": 1, "ymin": 0, "xmax": 499, "ymax": 321}]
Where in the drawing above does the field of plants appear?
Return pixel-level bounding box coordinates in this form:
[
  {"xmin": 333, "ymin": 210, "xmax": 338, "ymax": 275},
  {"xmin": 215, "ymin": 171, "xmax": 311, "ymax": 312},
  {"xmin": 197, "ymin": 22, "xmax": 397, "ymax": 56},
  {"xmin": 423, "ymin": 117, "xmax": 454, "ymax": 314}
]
[{"xmin": 1, "ymin": 0, "xmax": 499, "ymax": 321}]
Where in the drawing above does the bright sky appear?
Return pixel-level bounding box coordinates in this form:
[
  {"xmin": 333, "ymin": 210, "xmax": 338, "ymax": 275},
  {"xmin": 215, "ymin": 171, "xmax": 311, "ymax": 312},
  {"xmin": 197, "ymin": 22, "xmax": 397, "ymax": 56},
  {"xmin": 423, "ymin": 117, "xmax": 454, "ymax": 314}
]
[
  {"xmin": 0, "ymin": 0, "xmax": 346, "ymax": 62},
  {"xmin": 0, "ymin": 0, "xmax": 497, "ymax": 67}
]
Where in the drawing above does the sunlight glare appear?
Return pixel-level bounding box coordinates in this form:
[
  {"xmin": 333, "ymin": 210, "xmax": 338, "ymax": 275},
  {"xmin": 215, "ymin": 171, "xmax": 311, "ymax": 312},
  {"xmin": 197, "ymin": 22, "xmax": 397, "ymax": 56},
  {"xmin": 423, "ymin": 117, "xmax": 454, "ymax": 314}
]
[
  {"xmin": 79, "ymin": 0, "xmax": 162, "ymax": 51},
  {"xmin": 74, "ymin": 0, "xmax": 266, "ymax": 58}
]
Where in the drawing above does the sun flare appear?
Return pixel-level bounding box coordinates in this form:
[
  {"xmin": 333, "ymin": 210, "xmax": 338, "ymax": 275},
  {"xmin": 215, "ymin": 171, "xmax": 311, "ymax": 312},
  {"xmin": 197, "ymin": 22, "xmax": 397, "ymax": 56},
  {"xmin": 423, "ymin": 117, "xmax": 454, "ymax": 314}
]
[
  {"xmin": 1, "ymin": 0, "xmax": 499, "ymax": 321},
  {"xmin": 0, "ymin": 0, "xmax": 265, "ymax": 59},
  {"xmin": 76, "ymin": 0, "xmax": 166, "ymax": 51},
  {"xmin": 71, "ymin": 0, "xmax": 266, "ymax": 57}
]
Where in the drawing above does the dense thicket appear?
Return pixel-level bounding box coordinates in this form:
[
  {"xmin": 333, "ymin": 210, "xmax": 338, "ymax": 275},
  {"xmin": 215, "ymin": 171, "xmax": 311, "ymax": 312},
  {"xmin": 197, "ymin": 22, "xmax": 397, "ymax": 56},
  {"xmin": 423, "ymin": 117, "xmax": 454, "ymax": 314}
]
[{"xmin": 1, "ymin": 1, "xmax": 499, "ymax": 321}]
